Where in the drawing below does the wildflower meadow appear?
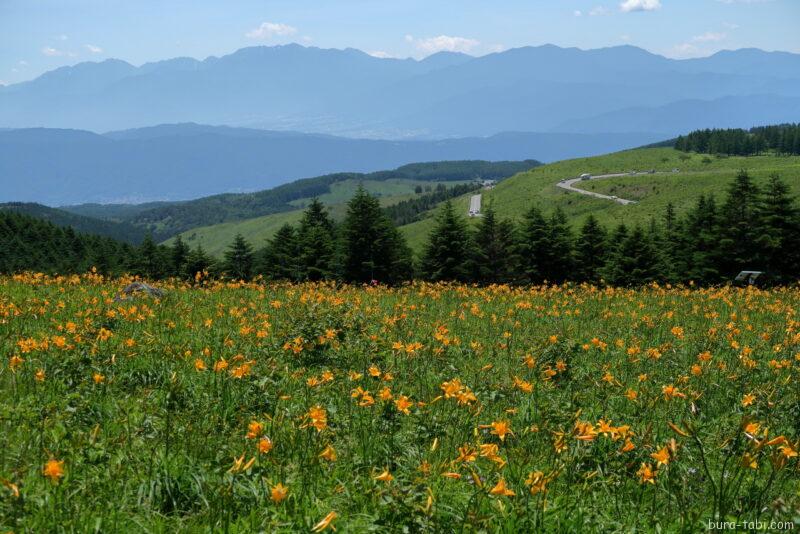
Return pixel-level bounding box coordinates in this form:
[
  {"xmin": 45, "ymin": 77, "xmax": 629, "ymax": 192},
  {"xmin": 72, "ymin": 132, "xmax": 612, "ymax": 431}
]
[{"xmin": 1, "ymin": 272, "xmax": 799, "ymax": 531}]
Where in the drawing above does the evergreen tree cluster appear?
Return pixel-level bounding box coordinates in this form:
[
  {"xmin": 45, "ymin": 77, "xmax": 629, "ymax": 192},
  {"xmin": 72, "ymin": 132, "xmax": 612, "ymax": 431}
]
[
  {"xmin": 4, "ymin": 172, "xmax": 800, "ymax": 287},
  {"xmin": 675, "ymin": 124, "xmax": 800, "ymax": 156},
  {"xmin": 252, "ymin": 188, "xmax": 412, "ymax": 284},
  {"xmin": 0, "ymin": 211, "xmax": 134, "ymax": 275},
  {"xmin": 419, "ymin": 171, "xmax": 800, "ymax": 286},
  {"xmin": 383, "ymin": 183, "xmax": 481, "ymax": 226}
]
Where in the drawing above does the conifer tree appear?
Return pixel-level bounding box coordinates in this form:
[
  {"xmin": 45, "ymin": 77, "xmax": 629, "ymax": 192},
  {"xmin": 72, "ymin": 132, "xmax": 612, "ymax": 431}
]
[
  {"xmin": 605, "ymin": 225, "xmax": 659, "ymax": 286},
  {"xmin": 574, "ymin": 214, "xmax": 607, "ymax": 284},
  {"xmin": 171, "ymin": 234, "xmax": 190, "ymax": 278},
  {"xmin": 601, "ymin": 223, "xmax": 629, "ymax": 284},
  {"xmin": 758, "ymin": 174, "xmax": 800, "ymax": 282},
  {"xmin": 258, "ymin": 224, "xmax": 300, "ymax": 281},
  {"xmin": 469, "ymin": 205, "xmax": 518, "ymax": 284},
  {"xmin": 518, "ymin": 206, "xmax": 549, "ymax": 284},
  {"xmin": 297, "ymin": 199, "xmax": 336, "ymax": 281},
  {"xmin": 542, "ymin": 207, "xmax": 574, "ymax": 283},
  {"xmin": 716, "ymin": 169, "xmax": 762, "ymax": 278},
  {"xmin": 223, "ymin": 233, "xmax": 255, "ymax": 280},
  {"xmin": 341, "ymin": 186, "xmax": 413, "ymax": 284},
  {"xmin": 134, "ymin": 233, "xmax": 166, "ymax": 279},
  {"xmin": 683, "ymin": 195, "xmax": 721, "ymax": 284},
  {"xmin": 185, "ymin": 244, "xmax": 215, "ymax": 280},
  {"xmin": 421, "ymin": 200, "xmax": 470, "ymax": 281},
  {"xmin": 660, "ymin": 203, "xmax": 688, "ymax": 282}
]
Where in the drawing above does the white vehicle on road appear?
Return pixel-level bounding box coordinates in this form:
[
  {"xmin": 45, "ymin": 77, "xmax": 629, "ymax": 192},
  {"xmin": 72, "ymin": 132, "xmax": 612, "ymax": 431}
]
[
  {"xmin": 580, "ymin": 173, "xmax": 592, "ymax": 181},
  {"xmin": 468, "ymin": 194, "xmax": 482, "ymax": 217}
]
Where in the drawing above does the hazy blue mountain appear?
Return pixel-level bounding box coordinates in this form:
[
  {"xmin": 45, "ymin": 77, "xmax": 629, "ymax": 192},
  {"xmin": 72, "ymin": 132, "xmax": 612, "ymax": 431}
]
[
  {"xmin": 554, "ymin": 95, "xmax": 800, "ymax": 135},
  {"xmin": 0, "ymin": 125, "xmax": 662, "ymax": 205},
  {"xmin": 1, "ymin": 44, "xmax": 798, "ymax": 136},
  {"xmin": 675, "ymin": 48, "xmax": 800, "ymax": 77}
]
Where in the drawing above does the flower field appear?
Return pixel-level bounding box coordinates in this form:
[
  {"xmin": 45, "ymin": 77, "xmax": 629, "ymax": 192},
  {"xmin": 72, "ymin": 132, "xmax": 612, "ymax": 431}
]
[{"xmin": 2, "ymin": 273, "xmax": 800, "ymax": 532}]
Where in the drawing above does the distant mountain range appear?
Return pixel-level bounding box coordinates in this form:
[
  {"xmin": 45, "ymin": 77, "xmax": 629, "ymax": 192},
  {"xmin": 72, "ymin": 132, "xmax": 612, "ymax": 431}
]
[
  {"xmin": 0, "ymin": 124, "xmax": 661, "ymax": 204},
  {"xmin": 1, "ymin": 44, "xmax": 799, "ymax": 138}
]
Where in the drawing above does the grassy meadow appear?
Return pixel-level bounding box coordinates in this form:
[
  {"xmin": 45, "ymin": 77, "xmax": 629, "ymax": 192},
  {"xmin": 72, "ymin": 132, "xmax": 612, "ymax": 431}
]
[
  {"xmin": 170, "ymin": 178, "xmax": 460, "ymax": 257},
  {"xmin": 163, "ymin": 149, "xmax": 800, "ymax": 258},
  {"xmin": 2, "ymin": 273, "xmax": 800, "ymax": 531},
  {"xmin": 399, "ymin": 149, "xmax": 800, "ymax": 252}
]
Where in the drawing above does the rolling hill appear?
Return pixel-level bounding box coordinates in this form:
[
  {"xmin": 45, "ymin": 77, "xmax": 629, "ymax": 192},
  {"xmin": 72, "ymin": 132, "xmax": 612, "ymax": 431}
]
[
  {"xmin": 0, "ymin": 202, "xmax": 147, "ymax": 244},
  {"xmin": 398, "ymin": 148, "xmax": 800, "ymax": 252},
  {"xmin": 62, "ymin": 159, "xmax": 539, "ymax": 241},
  {"xmin": 168, "ymin": 147, "xmax": 800, "ymax": 257}
]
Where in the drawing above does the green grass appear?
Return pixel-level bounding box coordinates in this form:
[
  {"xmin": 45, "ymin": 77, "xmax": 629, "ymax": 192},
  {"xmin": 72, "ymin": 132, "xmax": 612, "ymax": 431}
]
[
  {"xmin": 400, "ymin": 149, "xmax": 800, "ymax": 252},
  {"xmin": 167, "ymin": 148, "xmax": 800, "ymax": 257},
  {"xmin": 168, "ymin": 190, "xmax": 425, "ymax": 257},
  {"xmin": 2, "ymin": 276, "xmax": 799, "ymax": 531},
  {"xmin": 288, "ymin": 178, "xmax": 463, "ymax": 208}
]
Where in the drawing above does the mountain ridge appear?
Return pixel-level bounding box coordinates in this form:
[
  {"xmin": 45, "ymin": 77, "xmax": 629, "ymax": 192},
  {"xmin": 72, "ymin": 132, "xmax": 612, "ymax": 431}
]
[{"xmin": 2, "ymin": 43, "xmax": 798, "ymax": 136}]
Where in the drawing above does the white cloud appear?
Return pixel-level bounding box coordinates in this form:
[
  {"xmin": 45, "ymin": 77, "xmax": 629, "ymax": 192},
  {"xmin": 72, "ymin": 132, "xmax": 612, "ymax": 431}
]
[
  {"xmin": 574, "ymin": 9, "xmax": 583, "ymax": 16},
  {"xmin": 85, "ymin": 44, "xmax": 103, "ymax": 54},
  {"xmin": 18, "ymin": 60, "xmax": 28, "ymax": 66},
  {"xmin": 56, "ymin": 34, "xmax": 68, "ymax": 41},
  {"xmin": 620, "ymin": 34, "xmax": 632, "ymax": 42},
  {"xmin": 368, "ymin": 50, "xmax": 394, "ymax": 58},
  {"xmin": 407, "ymin": 35, "xmax": 480, "ymax": 54},
  {"xmin": 589, "ymin": 6, "xmax": 610, "ymax": 16},
  {"xmin": 42, "ymin": 46, "xmax": 64, "ymax": 57},
  {"xmin": 723, "ymin": 22, "xmax": 740, "ymax": 29},
  {"xmin": 0, "ymin": 80, "xmax": 7, "ymax": 86},
  {"xmin": 487, "ymin": 44, "xmax": 507, "ymax": 53},
  {"xmin": 692, "ymin": 32, "xmax": 726, "ymax": 42},
  {"xmin": 245, "ymin": 22, "xmax": 298, "ymax": 40},
  {"xmin": 620, "ymin": 0, "xmax": 662, "ymax": 12}
]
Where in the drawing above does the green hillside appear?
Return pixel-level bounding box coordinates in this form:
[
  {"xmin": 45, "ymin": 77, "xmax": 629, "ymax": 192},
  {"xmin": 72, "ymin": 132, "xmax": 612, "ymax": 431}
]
[
  {"xmin": 81, "ymin": 159, "xmax": 539, "ymax": 241},
  {"xmin": 167, "ymin": 148, "xmax": 800, "ymax": 258},
  {"xmin": 400, "ymin": 148, "xmax": 800, "ymax": 252},
  {"xmin": 168, "ymin": 187, "xmax": 421, "ymax": 257},
  {"xmin": 0, "ymin": 202, "xmax": 147, "ymax": 244}
]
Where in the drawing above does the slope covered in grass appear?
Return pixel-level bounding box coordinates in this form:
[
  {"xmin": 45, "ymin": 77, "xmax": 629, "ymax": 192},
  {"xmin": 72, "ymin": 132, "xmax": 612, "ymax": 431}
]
[{"xmin": 400, "ymin": 148, "xmax": 800, "ymax": 253}]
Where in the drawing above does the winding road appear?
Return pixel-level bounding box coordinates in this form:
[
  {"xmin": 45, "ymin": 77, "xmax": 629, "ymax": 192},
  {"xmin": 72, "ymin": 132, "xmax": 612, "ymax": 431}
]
[{"xmin": 555, "ymin": 172, "xmax": 657, "ymax": 205}]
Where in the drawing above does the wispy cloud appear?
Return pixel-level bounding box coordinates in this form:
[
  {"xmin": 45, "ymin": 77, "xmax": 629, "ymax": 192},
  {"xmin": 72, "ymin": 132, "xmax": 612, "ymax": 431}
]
[
  {"xmin": 245, "ymin": 22, "xmax": 298, "ymax": 40},
  {"xmin": 620, "ymin": 0, "xmax": 662, "ymax": 12},
  {"xmin": 692, "ymin": 32, "xmax": 726, "ymax": 42},
  {"xmin": 84, "ymin": 44, "xmax": 103, "ymax": 54},
  {"xmin": 406, "ymin": 34, "xmax": 480, "ymax": 54},
  {"xmin": 42, "ymin": 46, "xmax": 64, "ymax": 57},
  {"xmin": 589, "ymin": 6, "xmax": 610, "ymax": 16},
  {"xmin": 573, "ymin": 10, "xmax": 583, "ymax": 16}
]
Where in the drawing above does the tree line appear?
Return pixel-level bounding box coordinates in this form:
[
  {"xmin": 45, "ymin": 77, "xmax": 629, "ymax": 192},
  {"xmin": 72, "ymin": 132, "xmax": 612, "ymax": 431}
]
[
  {"xmin": 3, "ymin": 171, "xmax": 799, "ymax": 286},
  {"xmin": 675, "ymin": 124, "xmax": 800, "ymax": 156},
  {"xmin": 126, "ymin": 159, "xmax": 540, "ymax": 239}
]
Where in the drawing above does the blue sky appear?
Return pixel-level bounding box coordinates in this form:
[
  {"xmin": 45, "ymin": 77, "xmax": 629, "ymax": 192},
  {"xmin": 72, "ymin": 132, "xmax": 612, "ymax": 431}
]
[{"xmin": 1, "ymin": 0, "xmax": 799, "ymax": 85}]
